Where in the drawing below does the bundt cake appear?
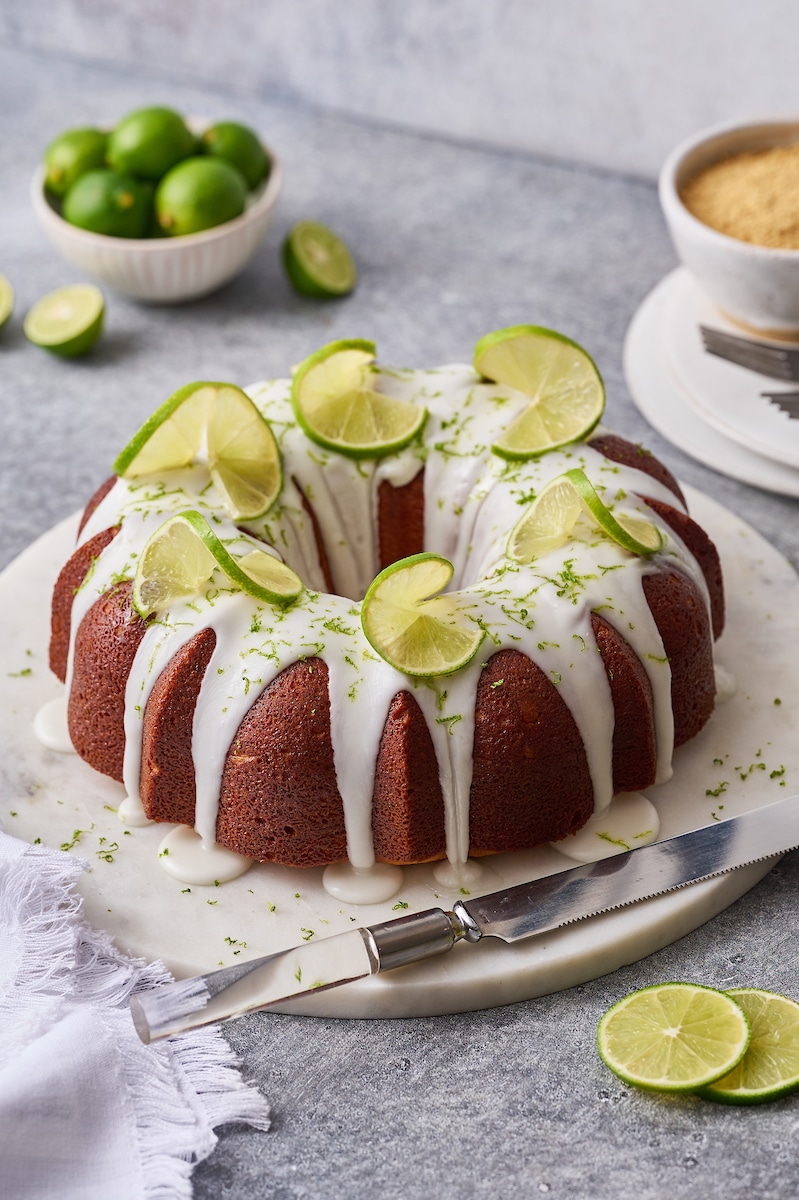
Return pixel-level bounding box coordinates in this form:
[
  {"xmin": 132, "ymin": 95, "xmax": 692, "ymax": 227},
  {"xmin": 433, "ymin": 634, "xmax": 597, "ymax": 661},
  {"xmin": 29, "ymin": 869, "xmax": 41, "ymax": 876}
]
[{"xmin": 48, "ymin": 351, "xmax": 724, "ymax": 881}]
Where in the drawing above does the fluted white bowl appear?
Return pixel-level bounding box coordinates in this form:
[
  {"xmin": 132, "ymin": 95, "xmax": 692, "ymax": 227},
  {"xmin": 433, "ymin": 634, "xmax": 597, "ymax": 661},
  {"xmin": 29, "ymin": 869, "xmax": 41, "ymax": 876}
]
[
  {"xmin": 659, "ymin": 117, "xmax": 799, "ymax": 337},
  {"xmin": 31, "ymin": 133, "xmax": 282, "ymax": 304}
]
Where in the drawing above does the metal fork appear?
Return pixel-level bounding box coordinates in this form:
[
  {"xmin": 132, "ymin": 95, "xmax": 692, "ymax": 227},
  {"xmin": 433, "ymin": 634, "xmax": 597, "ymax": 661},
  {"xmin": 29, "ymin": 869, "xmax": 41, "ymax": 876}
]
[
  {"xmin": 700, "ymin": 325, "xmax": 799, "ymax": 381},
  {"xmin": 761, "ymin": 390, "xmax": 799, "ymax": 419}
]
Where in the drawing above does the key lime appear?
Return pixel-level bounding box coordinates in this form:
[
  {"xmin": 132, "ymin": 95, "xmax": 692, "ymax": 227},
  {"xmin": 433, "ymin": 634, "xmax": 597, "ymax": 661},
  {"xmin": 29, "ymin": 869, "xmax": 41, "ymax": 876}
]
[
  {"xmin": 474, "ymin": 325, "xmax": 605, "ymax": 459},
  {"xmin": 597, "ymin": 982, "xmax": 751, "ymax": 1093},
  {"xmin": 291, "ymin": 339, "xmax": 427, "ymax": 459},
  {"xmin": 361, "ymin": 553, "xmax": 484, "ymax": 677},
  {"xmin": 699, "ymin": 989, "xmax": 799, "ymax": 1105},
  {"xmin": 62, "ymin": 169, "xmax": 152, "ymax": 238},
  {"xmin": 507, "ymin": 467, "xmax": 663, "ymax": 562},
  {"xmin": 155, "ymin": 157, "xmax": 247, "ymax": 236},
  {"xmin": 0, "ymin": 274, "xmax": 14, "ymax": 330},
  {"xmin": 43, "ymin": 127, "xmax": 108, "ymax": 198},
  {"xmin": 114, "ymin": 381, "xmax": 282, "ymax": 521},
  {"xmin": 133, "ymin": 510, "xmax": 303, "ymax": 618},
  {"xmin": 201, "ymin": 121, "xmax": 270, "ymax": 189},
  {"xmin": 23, "ymin": 284, "xmax": 104, "ymax": 358},
  {"xmin": 106, "ymin": 106, "xmax": 196, "ymax": 181},
  {"xmin": 283, "ymin": 220, "xmax": 357, "ymax": 298}
]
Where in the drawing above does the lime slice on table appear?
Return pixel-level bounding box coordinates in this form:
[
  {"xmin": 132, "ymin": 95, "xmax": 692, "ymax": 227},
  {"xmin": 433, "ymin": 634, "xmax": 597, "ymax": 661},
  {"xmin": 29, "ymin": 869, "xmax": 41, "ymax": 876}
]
[
  {"xmin": 361, "ymin": 552, "xmax": 484, "ymax": 677},
  {"xmin": 292, "ymin": 339, "xmax": 427, "ymax": 459},
  {"xmin": 0, "ymin": 274, "xmax": 14, "ymax": 330},
  {"xmin": 133, "ymin": 510, "xmax": 303, "ymax": 618},
  {"xmin": 283, "ymin": 221, "xmax": 357, "ymax": 298},
  {"xmin": 597, "ymin": 982, "xmax": 751, "ymax": 1093},
  {"xmin": 507, "ymin": 467, "xmax": 662, "ymax": 562},
  {"xmin": 114, "ymin": 381, "xmax": 282, "ymax": 520},
  {"xmin": 474, "ymin": 325, "xmax": 605, "ymax": 459},
  {"xmin": 23, "ymin": 284, "xmax": 104, "ymax": 358},
  {"xmin": 699, "ymin": 989, "xmax": 799, "ymax": 1105}
]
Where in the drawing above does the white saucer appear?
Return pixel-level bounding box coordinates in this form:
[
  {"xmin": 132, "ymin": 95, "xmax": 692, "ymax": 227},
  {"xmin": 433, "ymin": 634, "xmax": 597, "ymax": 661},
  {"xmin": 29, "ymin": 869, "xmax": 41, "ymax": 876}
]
[{"xmin": 624, "ymin": 269, "xmax": 799, "ymax": 498}]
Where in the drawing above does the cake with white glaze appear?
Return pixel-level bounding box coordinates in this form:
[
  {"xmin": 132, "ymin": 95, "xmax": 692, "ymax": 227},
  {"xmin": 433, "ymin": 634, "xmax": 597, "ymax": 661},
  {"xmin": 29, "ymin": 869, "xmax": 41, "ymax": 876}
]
[{"xmin": 48, "ymin": 357, "xmax": 724, "ymax": 880}]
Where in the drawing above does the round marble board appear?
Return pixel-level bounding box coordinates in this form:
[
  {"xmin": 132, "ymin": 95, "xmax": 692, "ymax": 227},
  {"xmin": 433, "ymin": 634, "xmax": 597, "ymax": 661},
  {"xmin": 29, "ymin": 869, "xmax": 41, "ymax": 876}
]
[{"xmin": 2, "ymin": 492, "xmax": 797, "ymax": 1018}]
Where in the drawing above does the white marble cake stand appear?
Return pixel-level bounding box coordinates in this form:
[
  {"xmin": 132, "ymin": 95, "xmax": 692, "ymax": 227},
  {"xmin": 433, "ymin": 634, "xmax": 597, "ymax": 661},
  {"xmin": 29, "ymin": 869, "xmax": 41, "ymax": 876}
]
[{"xmin": 1, "ymin": 489, "xmax": 797, "ymax": 1018}]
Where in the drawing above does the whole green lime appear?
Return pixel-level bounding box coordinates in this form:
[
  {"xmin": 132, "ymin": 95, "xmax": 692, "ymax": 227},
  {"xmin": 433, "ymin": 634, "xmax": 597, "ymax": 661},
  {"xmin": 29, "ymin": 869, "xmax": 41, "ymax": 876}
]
[
  {"xmin": 62, "ymin": 169, "xmax": 152, "ymax": 238},
  {"xmin": 155, "ymin": 157, "xmax": 247, "ymax": 236},
  {"xmin": 44, "ymin": 128, "xmax": 108, "ymax": 198},
  {"xmin": 106, "ymin": 107, "xmax": 196, "ymax": 181},
  {"xmin": 200, "ymin": 121, "xmax": 270, "ymax": 189}
]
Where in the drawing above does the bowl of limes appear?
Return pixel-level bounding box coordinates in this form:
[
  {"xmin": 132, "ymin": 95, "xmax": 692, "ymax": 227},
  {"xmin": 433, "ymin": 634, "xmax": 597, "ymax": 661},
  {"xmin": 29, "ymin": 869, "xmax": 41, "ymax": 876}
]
[{"xmin": 32, "ymin": 107, "xmax": 282, "ymax": 303}]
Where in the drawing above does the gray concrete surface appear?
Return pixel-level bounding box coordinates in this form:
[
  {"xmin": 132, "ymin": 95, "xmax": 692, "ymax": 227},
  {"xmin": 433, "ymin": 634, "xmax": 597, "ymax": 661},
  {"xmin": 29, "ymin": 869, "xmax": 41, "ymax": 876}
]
[{"xmin": 1, "ymin": 40, "xmax": 798, "ymax": 1200}]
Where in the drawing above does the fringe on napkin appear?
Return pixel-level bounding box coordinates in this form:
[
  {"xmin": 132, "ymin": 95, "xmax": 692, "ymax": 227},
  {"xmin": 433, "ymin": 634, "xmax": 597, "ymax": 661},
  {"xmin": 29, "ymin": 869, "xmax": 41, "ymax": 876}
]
[{"xmin": 0, "ymin": 836, "xmax": 271, "ymax": 1200}]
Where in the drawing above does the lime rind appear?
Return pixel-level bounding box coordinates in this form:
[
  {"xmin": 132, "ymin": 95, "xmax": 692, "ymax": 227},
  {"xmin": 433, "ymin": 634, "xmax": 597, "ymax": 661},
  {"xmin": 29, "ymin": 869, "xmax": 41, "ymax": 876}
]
[
  {"xmin": 699, "ymin": 989, "xmax": 799, "ymax": 1105},
  {"xmin": 474, "ymin": 324, "xmax": 605, "ymax": 460},
  {"xmin": 361, "ymin": 552, "xmax": 484, "ymax": 677},
  {"xmin": 291, "ymin": 339, "xmax": 427, "ymax": 460},
  {"xmin": 508, "ymin": 467, "xmax": 663, "ymax": 563},
  {"xmin": 133, "ymin": 510, "xmax": 303, "ymax": 618},
  {"xmin": 23, "ymin": 284, "xmax": 104, "ymax": 358},
  {"xmin": 0, "ymin": 274, "xmax": 15, "ymax": 330},
  {"xmin": 114, "ymin": 381, "xmax": 282, "ymax": 520},
  {"xmin": 597, "ymin": 982, "xmax": 751, "ymax": 1093},
  {"xmin": 283, "ymin": 221, "xmax": 357, "ymax": 298}
]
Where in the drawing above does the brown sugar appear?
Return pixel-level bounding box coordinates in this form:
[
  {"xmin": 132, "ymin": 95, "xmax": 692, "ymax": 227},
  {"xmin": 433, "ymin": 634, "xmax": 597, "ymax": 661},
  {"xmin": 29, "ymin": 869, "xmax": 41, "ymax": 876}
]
[{"xmin": 680, "ymin": 143, "xmax": 799, "ymax": 249}]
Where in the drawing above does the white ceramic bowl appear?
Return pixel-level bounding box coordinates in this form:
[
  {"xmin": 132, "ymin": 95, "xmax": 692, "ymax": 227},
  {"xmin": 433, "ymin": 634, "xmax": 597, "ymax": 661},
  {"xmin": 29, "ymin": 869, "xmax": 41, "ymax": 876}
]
[
  {"xmin": 31, "ymin": 131, "xmax": 282, "ymax": 304},
  {"xmin": 659, "ymin": 117, "xmax": 799, "ymax": 337}
]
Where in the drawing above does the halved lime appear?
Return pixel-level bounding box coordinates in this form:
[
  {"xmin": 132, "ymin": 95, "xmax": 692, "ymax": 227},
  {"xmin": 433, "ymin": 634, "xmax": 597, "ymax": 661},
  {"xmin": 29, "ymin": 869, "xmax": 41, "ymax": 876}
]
[
  {"xmin": 23, "ymin": 284, "xmax": 104, "ymax": 358},
  {"xmin": 283, "ymin": 220, "xmax": 357, "ymax": 298},
  {"xmin": 508, "ymin": 467, "xmax": 662, "ymax": 562},
  {"xmin": 474, "ymin": 325, "xmax": 605, "ymax": 459},
  {"xmin": 133, "ymin": 510, "xmax": 303, "ymax": 618},
  {"xmin": 291, "ymin": 339, "xmax": 427, "ymax": 459},
  {"xmin": 0, "ymin": 274, "xmax": 14, "ymax": 330},
  {"xmin": 114, "ymin": 381, "xmax": 282, "ymax": 520},
  {"xmin": 361, "ymin": 552, "xmax": 483, "ymax": 677},
  {"xmin": 699, "ymin": 989, "xmax": 799, "ymax": 1105},
  {"xmin": 597, "ymin": 982, "xmax": 751, "ymax": 1093}
]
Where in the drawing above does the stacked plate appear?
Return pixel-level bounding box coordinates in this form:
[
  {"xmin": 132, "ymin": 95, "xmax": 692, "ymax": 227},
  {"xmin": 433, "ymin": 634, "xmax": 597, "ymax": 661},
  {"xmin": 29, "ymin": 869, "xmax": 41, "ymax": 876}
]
[{"xmin": 624, "ymin": 267, "xmax": 799, "ymax": 497}]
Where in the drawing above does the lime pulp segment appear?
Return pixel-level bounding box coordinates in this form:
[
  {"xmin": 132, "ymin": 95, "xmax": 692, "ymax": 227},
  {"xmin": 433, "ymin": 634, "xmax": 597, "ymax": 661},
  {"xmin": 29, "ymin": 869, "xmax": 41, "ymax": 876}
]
[
  {"xmin": 361, "ymin": 553, "xmax": 484, "ymax": 677},
  {"xmin": 474, "ymin": 325, "xmax": 605, "ymax": 459},
  {"xmin": 291, "ymin": 339, "xmax": 427, "ymax": 459},
  {"xmin": 700, "ymin": 989, "xmax": 799, "ymax": 1105},
  {"xmin": 23, "ymin": 284, "xmax": 104, "ymax": 357},
  {"xmin": 133, "ymin": 510, "xmax": 303, "ymax": 618},
  {"xmin": 283, "ymin": 221, "xmax": 357, "ymax": 298},
  {"xmin": 114, "ymin": 381, "xmax": 282, "ymax": 520},
  {"xmin": 597, "ymin": 983, "xmax": 751, "ymax": 1093}
]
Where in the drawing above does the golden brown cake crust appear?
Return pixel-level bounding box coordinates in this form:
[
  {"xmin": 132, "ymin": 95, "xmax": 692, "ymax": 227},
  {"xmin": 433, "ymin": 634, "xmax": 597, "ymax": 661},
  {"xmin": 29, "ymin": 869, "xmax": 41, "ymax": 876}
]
[
  {"xmin": 372, "ymin": 690, "xmax": 446, "ymax": 864},
  {"xmin": 50, "ymin": 525, "xmax": 120, "ymax": 682},
  {"xmin": 591, "ymin": 612, "xmax": 657, "ymax": 793},
  {"xmin": 588, "ymin": 433, "xmax": 687, "ymax": 506},
  {"xmin": 140, "ymin": 627, "xmax": 218, "ymax": 827},
  {"xmin": 469, "ymin": 649, "xmax": 594, "ymax": 852},
  {"xmin": 68, "ymin": 581, "xmax": 148, "ymax": 781}
]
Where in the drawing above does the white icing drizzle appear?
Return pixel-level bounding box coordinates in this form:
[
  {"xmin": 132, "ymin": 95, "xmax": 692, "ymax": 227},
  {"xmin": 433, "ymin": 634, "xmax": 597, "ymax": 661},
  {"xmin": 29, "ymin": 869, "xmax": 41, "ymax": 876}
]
[
  {"xmin": 33, "ymin": 695, "xmax": 74, "ymax": 753},
  {"xmin": 714, "ymin": 663, "xmax": 737, "ymax": 703},
  {"xmin": 551, "ymin": 790, "xmax": 660, "ymax": 863},
  {"xmin": 158, "ymin": 825, "xmax": 253, "ymax": 885},
  {"xmin": 62, "ymin": 366, "xmax": 716, "ymax": 893},
  {"xmin": 322, "ymin": 862, "xmax": 404, "ymax": 904}
]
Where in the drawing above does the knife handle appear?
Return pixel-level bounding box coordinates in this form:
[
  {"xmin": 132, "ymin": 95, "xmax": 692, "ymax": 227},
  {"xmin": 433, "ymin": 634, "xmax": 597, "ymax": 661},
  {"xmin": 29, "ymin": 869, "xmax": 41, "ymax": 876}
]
[{"xmin": 367, "ymin": 906, "xmax": 471, "ymax": 970}]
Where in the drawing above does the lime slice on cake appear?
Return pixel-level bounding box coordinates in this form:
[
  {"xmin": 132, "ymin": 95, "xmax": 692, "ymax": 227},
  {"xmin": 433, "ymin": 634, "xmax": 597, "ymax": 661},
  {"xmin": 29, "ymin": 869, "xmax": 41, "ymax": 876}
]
[
  {"xmin": 133, "ymin": 510, "xmax": 303, "ymax": 618},
  {"xmin": 283, "ymin": 221, "xmax": 357, "ymax": 298},
  {"xmin": 291, "ymin": 339, "xmax": 427, "ymax": 459},
  {"xmin": 0, "ymin": 274, "xmax": 14, "ymax": 330},
  {"xmin": 361, "ymin": 553, "xmax": 484, "ymax": 677},
  {"xmin": 699, "ymin": 989, "xmax": 799, "ymax": 1105},
  {"xmin": 597, "ymin": 983, "xmax": 751, "ymax": 1093},
  {"xmin": 23, "ymin": 284, "xmax": 104, "ymax": 358},
  {"xmin": 114, "ymin": 381, "xmax": 282, "ymax": 520},
  {"xmin": 474, "ymin": 325, "xmax": 605, "ymax": 459},
  {"xmin": 507, "ymin": 467, "xmax": 662, "ymax": 562}
]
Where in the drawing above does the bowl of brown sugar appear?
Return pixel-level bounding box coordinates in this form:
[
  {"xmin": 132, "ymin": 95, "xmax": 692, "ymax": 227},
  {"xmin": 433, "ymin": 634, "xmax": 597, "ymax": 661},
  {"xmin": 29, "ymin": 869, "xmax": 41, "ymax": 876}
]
[{"xmin": 659, "ymin": 117, "xmax": 799, "ymax": 337}]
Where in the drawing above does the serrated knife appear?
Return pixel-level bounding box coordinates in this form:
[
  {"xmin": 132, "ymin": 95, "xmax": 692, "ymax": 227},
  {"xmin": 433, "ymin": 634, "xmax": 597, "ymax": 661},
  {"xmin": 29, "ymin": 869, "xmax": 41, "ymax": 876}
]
[{"xmin": 130, "ymin": 792, "xmax": 799, "ymax": 1043}]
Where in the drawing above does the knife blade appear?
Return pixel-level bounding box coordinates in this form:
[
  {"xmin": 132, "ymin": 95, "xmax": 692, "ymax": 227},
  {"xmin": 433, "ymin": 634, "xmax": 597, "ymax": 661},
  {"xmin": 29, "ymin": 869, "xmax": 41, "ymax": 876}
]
[{"xmin": 130, "ymin": 791, "xmax": 799, "ymax": 1043}]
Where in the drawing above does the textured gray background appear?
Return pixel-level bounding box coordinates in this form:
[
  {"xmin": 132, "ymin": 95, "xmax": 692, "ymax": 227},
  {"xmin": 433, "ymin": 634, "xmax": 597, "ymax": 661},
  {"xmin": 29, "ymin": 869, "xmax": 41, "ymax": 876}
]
[{"xmin": 1, "ymin": 10, "xmax": 799, "ymax": 1198}]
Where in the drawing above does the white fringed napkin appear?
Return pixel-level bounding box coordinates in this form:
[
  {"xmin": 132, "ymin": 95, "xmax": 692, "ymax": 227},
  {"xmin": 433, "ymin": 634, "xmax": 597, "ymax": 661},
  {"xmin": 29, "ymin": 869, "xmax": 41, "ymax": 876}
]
[{"xmin": 0, "ymin": 829, "xmax": 270, "ymax": 1200}]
